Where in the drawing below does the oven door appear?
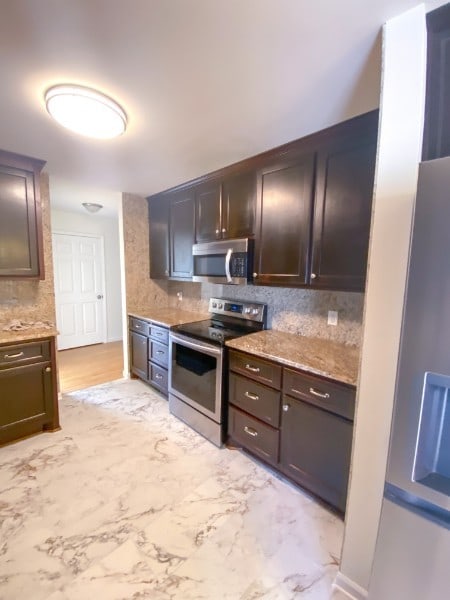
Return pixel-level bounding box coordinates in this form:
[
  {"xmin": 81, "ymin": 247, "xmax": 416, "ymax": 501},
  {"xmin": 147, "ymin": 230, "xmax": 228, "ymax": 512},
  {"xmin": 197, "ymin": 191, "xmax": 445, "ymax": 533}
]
[{"xmin": 169, "ymin": 332, "xmax": 223, "ymax": 423}]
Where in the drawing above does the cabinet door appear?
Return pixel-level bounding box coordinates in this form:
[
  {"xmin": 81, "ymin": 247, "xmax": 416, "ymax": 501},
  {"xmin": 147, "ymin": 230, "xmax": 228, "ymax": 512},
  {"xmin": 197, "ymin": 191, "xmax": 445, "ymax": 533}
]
[
  {"xmin": 0, "ymin": 362, "xmax": 54, "ymax": 445},
  {"xmin": 148, "ymin": 195, "xmax": 169, "ymax": 279},
  {"xmin": 311, "ymin": 114, "xmax": 378, "ymax": 291},
  {"xmin": 222, "ymin": 171, "xmax": 256, "ymax": 239},
  {"xmin": 280, "ymin": 395, "xmax": 353, "ymax": 512},
  {"xmin": 130, "ymin": 331, "xmax": 148, "ymax": 381},
  {"xmin": 195, "ymin": 181, "xmax": 221, "ymax": 242},
  {"xmin": 170, "ymin": 189, "xmax": 195, "ymax": 279},
  {"xmin": 255, "ymin": 153, "xmax": 315, "ymax": 286},
  {"xmin": 0, "ymin": 159, "xmax": 43, "ymax": 278}
]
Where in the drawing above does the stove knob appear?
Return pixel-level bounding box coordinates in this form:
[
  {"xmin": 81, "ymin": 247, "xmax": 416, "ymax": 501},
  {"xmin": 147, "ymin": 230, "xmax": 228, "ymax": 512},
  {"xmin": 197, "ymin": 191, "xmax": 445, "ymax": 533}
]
[
  {"xmin": 244, "ymin": 307, "xmax": 251, "ymax": 314},
  {"xmin": 212, "ymin": 302, "xmax": 217, "ymax": 308},
  {"xmin": 252, "ymin": 308, "xmax": 259, "ymax": 315},
  {"xmin": 218, "ymin": 303, "xmax": 223, "ymax": 309}
]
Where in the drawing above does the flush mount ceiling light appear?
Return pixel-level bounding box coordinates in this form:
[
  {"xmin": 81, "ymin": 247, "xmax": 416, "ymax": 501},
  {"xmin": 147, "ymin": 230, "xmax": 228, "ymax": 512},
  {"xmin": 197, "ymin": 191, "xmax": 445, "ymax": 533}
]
[
  {"xmin": 82, "ymin": 202, "xmax": 103, "ymax": 213},
  {"xmin": 45, "ymin": 84, "xmax": 127, "ymax": 139}
]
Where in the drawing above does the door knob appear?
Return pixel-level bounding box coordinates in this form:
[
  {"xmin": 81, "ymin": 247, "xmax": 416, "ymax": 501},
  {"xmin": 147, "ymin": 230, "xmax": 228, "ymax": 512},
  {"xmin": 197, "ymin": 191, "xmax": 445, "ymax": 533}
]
[{"xmin": 97, "ymin": 294, "xmax": 103, "ymax": 299}]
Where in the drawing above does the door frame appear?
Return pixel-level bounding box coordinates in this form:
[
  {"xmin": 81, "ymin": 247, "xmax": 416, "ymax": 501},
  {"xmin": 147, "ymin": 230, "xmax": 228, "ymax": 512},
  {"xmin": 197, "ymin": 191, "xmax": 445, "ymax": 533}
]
[{"xmin": 52, "ymin": 230, "xmax": 108, "ymax": 347}]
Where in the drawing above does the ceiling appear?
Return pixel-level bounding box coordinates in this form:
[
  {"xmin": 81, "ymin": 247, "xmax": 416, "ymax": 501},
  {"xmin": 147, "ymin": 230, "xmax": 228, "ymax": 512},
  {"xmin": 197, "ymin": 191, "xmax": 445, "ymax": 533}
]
[{"xmin": 0, "ymin": 0, "xmax": 433, "ymax": 206}]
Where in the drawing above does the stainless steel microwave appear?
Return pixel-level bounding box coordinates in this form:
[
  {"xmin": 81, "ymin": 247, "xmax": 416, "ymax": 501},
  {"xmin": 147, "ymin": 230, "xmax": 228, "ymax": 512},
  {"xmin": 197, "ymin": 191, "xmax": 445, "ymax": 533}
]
[{"xmin": 192, "ymin": 238, "xmax": 253, "ymax": 285}]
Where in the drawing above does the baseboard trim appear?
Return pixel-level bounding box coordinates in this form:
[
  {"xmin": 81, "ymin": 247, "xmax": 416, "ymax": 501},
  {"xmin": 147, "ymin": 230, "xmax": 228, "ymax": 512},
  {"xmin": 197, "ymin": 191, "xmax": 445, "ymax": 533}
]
[
  {"xmin": 333, "ymin": 572, "xmax": 368, "ymax": 600},
  {"xmin": 106, "ymin": 336, "xmax": 123, "ymax": 343}
]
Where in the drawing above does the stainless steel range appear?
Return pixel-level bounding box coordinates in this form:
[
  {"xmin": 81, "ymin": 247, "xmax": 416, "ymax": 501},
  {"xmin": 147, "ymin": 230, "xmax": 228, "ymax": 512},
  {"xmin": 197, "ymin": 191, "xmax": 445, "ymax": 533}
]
[{"xmin": 168, "ymin": 297, "xmax": 267, "ymax": 447}]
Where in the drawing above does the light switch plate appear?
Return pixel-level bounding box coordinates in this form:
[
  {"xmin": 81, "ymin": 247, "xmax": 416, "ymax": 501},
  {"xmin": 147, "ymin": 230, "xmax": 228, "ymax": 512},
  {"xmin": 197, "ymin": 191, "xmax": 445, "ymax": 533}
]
[{"xmin": 328, "ymin": 310, "xmax": 338, "ymax": 326}]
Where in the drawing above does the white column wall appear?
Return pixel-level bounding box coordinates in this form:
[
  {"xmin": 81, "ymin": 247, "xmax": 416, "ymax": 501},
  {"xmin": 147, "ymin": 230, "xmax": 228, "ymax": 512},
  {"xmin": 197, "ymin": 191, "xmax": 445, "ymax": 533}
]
[{"xmin": 336, "ymin": 4, "xmax": 428, "ymax": 596}]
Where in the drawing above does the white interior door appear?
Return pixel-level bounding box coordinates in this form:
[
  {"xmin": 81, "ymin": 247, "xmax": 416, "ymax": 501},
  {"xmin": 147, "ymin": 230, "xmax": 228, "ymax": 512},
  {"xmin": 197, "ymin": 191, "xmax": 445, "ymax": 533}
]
[{"xmin": 53, "ymin": 233, "xmax": 105, "ymax": 350}]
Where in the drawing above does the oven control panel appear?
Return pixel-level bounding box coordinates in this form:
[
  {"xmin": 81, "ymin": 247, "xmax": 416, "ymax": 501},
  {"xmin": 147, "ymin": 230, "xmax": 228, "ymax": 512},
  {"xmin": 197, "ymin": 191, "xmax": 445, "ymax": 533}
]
[{"xmin": 208, "ymin": 297, "xmax": 267, "ymax": 324}]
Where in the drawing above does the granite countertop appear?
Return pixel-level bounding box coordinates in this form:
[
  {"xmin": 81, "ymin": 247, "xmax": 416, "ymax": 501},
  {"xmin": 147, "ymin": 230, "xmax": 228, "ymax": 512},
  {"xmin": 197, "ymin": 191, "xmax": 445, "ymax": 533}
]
[
  {"xmin": 226, "ymin": 330, "xmax": 360, "ymax": 387},
  {"xmin": 128, "ymin": 307, "xmax": 209, "ymax": 328},
  {"xmin": 0, "ymin": 327, "xmax": 58, "ymax": 345}
]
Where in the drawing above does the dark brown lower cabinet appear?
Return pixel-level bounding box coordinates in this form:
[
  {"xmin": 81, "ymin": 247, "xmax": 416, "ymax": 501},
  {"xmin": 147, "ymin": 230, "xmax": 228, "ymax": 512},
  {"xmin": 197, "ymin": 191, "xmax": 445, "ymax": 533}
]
[
  {"xmin": 130, "ymin": 331, "xmax": 148, "ymax": 381},
  {"xmin": 0, "ymin": 338, "xmax": 59, "ymax": 446},
  {"xmin": 279, "ymin": 396, "xmax": 353, "ymax": 513},
  {"xmin": 227, "ymin": 349, "xmax": 355, "ymax": 513}
]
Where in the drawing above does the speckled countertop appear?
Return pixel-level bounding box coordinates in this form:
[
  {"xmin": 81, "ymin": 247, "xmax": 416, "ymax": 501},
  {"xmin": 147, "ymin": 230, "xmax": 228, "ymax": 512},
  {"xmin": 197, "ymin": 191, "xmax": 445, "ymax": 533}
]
[
  {"xmin": 226, "ymin": 330, "xmax": 360, "ymax": 387},
  {"xmin": 128, "ymin": 307, "xmax": 209, "ymax": 328},
  {"xmin": 0, "ymin": 327, "xmax": 58, "ymax": 345}
]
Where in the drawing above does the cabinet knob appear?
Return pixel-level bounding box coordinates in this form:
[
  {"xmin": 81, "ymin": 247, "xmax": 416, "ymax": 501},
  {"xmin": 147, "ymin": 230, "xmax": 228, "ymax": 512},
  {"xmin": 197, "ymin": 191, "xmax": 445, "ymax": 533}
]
[
  {"xmin": 282, "ymin": 403, "xmax": 290, "ymax": 412},
  {"xmin": 97, "ymin": 294, "xmax": 103, "ymax": 300},
  {"xmin": 165, "ymin": 269, "xmax": 169, "ymax": 276},
  {"xmin": 221, "ymin": 228, "xmax": 226, "ymax": 233},
  {"xmin": 215, "ymin": 229, "xmax": 220, "ymax": 235},
  {"xmin": 310, "ymin": 273, "xmax": 317, "ymax": 280},
  {"xmin": 253, "ymin": 272, "xmax": 258, "ymax": 278},
  {"xmin": 45, "ymin": 366, "xmax": 52, "ymax": 373}
]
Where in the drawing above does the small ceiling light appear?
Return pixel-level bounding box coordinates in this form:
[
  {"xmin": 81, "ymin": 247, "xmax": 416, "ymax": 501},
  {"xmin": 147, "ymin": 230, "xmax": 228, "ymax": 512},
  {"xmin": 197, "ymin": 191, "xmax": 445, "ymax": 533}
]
[
  {"xmin": 82, "ymin": 202, "xmax": 103, "ymax": 213},
  {"xmin": 45, "ymin": 84, "xmax": 127, "ymax": 139}
]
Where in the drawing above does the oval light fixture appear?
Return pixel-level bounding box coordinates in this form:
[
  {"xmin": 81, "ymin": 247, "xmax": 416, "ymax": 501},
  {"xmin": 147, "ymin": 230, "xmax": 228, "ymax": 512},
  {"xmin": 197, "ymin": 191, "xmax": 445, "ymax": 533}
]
[
  {"xmin": 45, "ymin": 84, "xmax": 127, "ymax": 139},
  {"xmin": 82, "ymin": 202, "xmax": 103, "ymax": 213}
]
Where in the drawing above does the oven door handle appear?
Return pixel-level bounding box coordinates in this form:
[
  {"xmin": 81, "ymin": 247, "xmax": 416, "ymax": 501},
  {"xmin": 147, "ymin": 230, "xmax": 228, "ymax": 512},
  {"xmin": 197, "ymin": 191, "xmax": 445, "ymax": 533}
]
[
  {"xmin": 225, "ymin": 248, "xmax": 233, "ymax": 283},
  {"xmin": 170, "ymin": 333, "xmax": 222, "ymax": 357}
]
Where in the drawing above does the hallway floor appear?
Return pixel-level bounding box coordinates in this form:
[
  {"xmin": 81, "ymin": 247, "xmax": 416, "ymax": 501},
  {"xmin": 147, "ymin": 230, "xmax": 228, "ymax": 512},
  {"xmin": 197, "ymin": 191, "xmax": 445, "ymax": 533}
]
[{"xmin": 0, "ymin": 379, "xmax": 343, "ymax": 599}]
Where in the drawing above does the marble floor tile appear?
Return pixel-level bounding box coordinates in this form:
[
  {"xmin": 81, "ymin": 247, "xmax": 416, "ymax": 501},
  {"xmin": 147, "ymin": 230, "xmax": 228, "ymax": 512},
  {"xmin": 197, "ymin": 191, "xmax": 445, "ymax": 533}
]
[{"xmin": 0, "ymin": 379, "xmax": 343, "ymax": 599}]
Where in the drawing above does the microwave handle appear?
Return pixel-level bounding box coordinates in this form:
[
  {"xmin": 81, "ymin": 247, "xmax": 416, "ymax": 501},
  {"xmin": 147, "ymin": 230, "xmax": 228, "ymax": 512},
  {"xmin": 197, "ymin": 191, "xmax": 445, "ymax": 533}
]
[{"xmin": 225, "ymin": 248, "xmax": 233, "ymax": 283}]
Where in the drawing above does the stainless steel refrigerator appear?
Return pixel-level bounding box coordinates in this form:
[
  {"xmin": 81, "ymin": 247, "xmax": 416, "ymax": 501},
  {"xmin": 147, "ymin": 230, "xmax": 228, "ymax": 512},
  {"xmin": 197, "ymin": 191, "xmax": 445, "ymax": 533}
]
[{"xmin": 369, "ymin": 157, "xmax": 450, "ymax": 599}]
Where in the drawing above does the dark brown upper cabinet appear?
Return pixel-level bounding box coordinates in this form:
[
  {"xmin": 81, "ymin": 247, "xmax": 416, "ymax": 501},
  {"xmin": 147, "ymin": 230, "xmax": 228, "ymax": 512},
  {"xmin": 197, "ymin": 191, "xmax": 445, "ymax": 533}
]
[
  {"xmin": 311, "ymin": 113, "xmax": 378, "ymax": 292},
  {"xmin": 148, "ymin": 195, "xmax": 170, "ymax": 279},
  {"xmin": 195, "ymin": 180, "xmax": 222, "ymax": 242},
  {"xmin": 170, "ymin": 188, "xmax": 195, "ymax": 279},
  {"xmin": 0, "ymin": 149, "xmax": 46, "ymax": 279},
  {"xmin": 195, "ymin": 171, "xmax": 256, "ymax": 242},
  {"xmin": 422, "ymin": 4, "xmax": 450, "ymax": 161},
  {"xmin": 254, "ymin": 152, "xmax": 315, "ymax": 287}
]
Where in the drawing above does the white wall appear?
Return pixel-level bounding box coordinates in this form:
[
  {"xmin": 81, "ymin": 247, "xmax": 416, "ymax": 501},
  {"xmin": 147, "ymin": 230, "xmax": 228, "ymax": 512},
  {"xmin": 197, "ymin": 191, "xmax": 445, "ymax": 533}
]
[
  {"xmin": 335, "ymin": 5, "xmax": 428, "ymax": 598},
  {"xmin": 50, "ymin": 208, "xmax": 123, "ymax": 343}
]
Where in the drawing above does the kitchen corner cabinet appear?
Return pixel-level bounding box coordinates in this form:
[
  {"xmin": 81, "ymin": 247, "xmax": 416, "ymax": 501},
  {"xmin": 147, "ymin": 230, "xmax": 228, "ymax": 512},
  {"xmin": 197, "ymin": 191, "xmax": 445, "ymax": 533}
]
[
  {"xmin": 170, "ymin": 188, "xmax": 195, "ymax": 279},
  {"xmin": 148, "ymin": 195, "xmax": 170, "ymax": 279},
  {"xmin": 227, "ymin": 349, "xmax": 355, "ymax": 513},
  {"xmin": 129, "ymin": 317, "xmax": 168, "ymax": 396},
  {"xmin": 0, "ymin": 149, "xmax": 46, "ymax": 279},
  {"xmin": 0, "ymin": 337, "xmax": 60, "ymax": 446},
  {"xmin": 254, "ymin": 152, "xmax": 315, "ymax": 286},
  {"xmin": 195, "ymin": 171, "xmax": 256, "ymax": 243}
]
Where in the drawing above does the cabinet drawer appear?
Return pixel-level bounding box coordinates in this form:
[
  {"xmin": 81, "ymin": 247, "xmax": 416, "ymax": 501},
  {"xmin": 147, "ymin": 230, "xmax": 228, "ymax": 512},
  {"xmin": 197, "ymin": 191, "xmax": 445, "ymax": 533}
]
[
  {"xmin": 283, "ymin": 368, "xmax": 355, "ymax": 421},
  {"xmin": 228, "ymin": 406, "xmax": 279, "ymax": 466},
  {"xmin": 229, "ymin": 351, "xmax": 282, "ymax": 389},
  {"xmin": 150, "ymin": 340, "xmax": 169, "ymax": 368},
  {"xmin": 149, "ymin": 324, "xmax": 169, "ymax": 344},
  {"xmin": 149, "ymin": 362, "xmax": 168, "ymax": 394},
  {"xmin": 229, "ymin": 372, "xmax": 281, "ymax": 427},
  {"xmin": 130, "ymin": 318, "xmax": 149, "ymax": 335},
  {"xmin": 0, "ymin": 340, "xmax": 50, "ymax": 368}
]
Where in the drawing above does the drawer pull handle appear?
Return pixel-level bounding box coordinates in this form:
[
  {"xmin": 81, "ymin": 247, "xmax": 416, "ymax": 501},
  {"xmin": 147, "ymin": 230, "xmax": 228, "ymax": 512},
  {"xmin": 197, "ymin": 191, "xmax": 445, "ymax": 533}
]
[
  {"xmin": 244, "ymin": 426, "xmax": 258, "ymax": 437},
  {"xmin": 244, "ymin": 391, "xmax": 259, "ymax": 401},
  {"xmin": 245, "ymin": 364, "xmax": 260, "ymax": 373},
  {"xmin": 154, "ymin": 331, "xmax": 164, "ymax": 336},
  {"xmin": 309, "ymin": 387, "xmax": 330, "ymax": 399},
  {"xmin": 135, "ymin": 324, "xmax": 141, "ymax": 329},
  {"xmin": 156, "ymin": 350, "xmax": 164, "ymax": 355},
  {"xmin": 155, "ymin": 373, "xmax": 163, "ymax": 380},
  {"xmin": 4, "ymin": 352, "xmax": 24, "ymax": 359}
]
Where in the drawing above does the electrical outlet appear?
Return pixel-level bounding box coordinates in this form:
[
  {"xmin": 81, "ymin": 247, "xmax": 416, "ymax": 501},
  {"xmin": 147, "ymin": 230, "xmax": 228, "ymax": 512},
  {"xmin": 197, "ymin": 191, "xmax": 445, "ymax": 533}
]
[
  {"xmin": 327, "ymin": 310, "xmax": 338, "ymax": 326},
  {"xmin": 176, "ymin": 291, "xmax": 183, "ymax": 301}
]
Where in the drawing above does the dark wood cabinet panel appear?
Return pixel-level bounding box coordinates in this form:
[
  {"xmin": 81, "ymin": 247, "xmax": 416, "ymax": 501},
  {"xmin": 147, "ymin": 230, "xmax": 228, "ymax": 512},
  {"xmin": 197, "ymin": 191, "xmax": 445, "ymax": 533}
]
[
  {"xmin": 229, "ymin": 350, "xmax": 282, "ymax": 389},
  {"xmin": 255, "ymin": 153, "xmax": 315, "ymax": 286},
  {"xmin": 228, "ymin": 405, "xmax": 280, "ymax": 467},
  {"xmin": 0, "ymin": 338, "xmax": 59, "ymax": 446},
  {"xmin": 195, "ymin": 180, "xmax": 222, "ymax": 242},
  {"xmin": 148, "ymin": 195, "xmax": 170, "ymax": 279},
  {"xmin": 170, "ymin": 190, "xmax": 195, "ymax": 279},
  {"xmin": 130, "ymin": 331, "xmax": 148, "ymax": 381},
  {"xmin": 279, "ymin": 396, "xmax": 353, "ymax": 513},
  {"xmin": 423, "ymin": 4, "xmax": 450, "ymax": 161},
  {"xmin": 222, "ymin": 170, "xmax": 256, "ymax": 239},
  {"xmin": 311, "ymin": 119, "xmax": 377, "ymax": 291},
  {"xmin": 0, "ymin": 150, "xmax": 45, "ymax": 279},
  {"xmin": 229, "ymin": 372, "xmax": 281, "ymax": 427}
]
